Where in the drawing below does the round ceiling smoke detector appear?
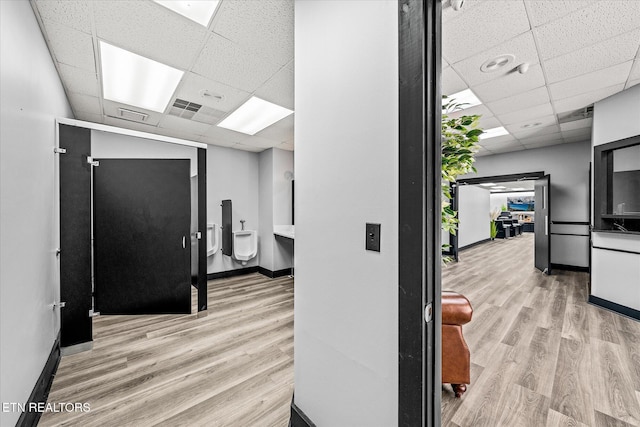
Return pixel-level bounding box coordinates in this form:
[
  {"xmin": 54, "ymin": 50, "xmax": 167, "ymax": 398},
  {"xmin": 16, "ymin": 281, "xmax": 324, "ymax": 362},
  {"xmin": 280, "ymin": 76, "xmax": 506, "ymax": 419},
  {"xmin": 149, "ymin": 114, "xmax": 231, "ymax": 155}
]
[
  {"xmin": 199, "ymin": 89, "xmax": 225, "ymax": 102},
  {"xmin": 480, "ymin": 54, "xmax": 515, "ymax": 73}
]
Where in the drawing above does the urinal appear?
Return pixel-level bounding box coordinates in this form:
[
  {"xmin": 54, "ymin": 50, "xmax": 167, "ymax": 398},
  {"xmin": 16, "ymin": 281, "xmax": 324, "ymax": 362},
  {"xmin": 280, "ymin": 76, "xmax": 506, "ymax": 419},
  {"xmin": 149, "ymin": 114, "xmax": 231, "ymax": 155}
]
[
  {"xmin": 233, "ymin": 230, "xmax": 258, "ymax": 265},
  {"xmin": 207, "ymin": 223, "xmax": 220, "ymax": 256}
]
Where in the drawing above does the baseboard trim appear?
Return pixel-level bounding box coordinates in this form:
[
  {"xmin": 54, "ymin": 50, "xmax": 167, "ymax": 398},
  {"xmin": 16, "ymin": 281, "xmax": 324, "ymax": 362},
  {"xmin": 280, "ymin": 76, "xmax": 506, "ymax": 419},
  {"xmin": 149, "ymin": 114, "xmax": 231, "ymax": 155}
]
[
  {"xmin": 16, "ymin": 332, "xmax": 61, "ymax": 427},
  {"xmin": 61, "ymin": 341, "xmax": 93, "ymax": 356},
  {"xmin": 258, "ymin": 267, "xmax": 292, "ymax": 278},
  {"xmin": 551, "ymin": 263, "xmax": 589, "ymax": 273},
  {"xmin": 206, "ymin": 266, "xmax": 259, "ymax": 280},
  {"xmin": 589, "ymin": 295, "xmax": 640, "ymax": 321},
  {"xmin": 290, "ymin": 403, "xmax": 316, "ymax": 427},
  {"xmin": 459, "ymin": 238, "xmax": 491, "ymax": 251}
]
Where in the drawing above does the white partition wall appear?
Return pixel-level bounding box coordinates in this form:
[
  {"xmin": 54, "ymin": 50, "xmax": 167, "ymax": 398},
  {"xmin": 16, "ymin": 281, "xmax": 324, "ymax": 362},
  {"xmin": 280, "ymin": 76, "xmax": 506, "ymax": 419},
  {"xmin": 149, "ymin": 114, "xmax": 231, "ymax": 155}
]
[{"xmin": 458, "ymin": 186, "xmax": 490, "ymax": 248}]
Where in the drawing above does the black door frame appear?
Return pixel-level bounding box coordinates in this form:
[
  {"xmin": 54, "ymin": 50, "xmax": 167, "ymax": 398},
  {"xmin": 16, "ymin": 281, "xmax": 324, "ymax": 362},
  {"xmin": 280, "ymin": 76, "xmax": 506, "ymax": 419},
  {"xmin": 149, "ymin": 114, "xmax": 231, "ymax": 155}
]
[{"xmin": 398, "ymin": 1, "xmax": 442, "ymax": 425}]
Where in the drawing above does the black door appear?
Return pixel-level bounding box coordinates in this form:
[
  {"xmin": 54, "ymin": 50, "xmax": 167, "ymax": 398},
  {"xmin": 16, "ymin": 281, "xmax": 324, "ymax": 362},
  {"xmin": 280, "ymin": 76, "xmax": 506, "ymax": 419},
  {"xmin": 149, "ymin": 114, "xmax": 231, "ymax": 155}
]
[
  {"xmin": 534, "ymin": 175, "xmax": 551, "ymax": 274},
  {"xmin": 94, "ymin": 159, "xmax": 192, "ymax": 314}
]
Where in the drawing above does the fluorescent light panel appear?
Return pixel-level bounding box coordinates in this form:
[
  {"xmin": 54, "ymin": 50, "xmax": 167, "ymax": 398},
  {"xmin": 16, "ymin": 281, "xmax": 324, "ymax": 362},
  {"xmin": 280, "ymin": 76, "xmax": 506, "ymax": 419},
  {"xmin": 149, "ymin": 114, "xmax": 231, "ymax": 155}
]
[
  {"xmin": 154, "ymin": 1, "xmax": 220, "ymax": 27},
  {"xmin": 480, "ymin": 126, "xmax": 509, "ymax": 140},
  {"xmin": 218, "ymin": 97, "xmax": 294, "ymax": 135},
  {"xmin": 443, "ymin": 88, "xmax": 482, "ymax": 110},
  {"xmin": 480, "ymin": 183, "xmax": 496, "ymax": 187},
  {"xmin": 100, "ymin": 41, "xmax": 184, "ymax": 113}
]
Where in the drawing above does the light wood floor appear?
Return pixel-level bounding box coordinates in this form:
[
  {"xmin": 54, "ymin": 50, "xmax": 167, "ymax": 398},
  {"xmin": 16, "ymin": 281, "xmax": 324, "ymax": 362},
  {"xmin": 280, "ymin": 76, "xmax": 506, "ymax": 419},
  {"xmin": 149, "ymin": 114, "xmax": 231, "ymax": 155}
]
[
  {"xmin": 442, "ymin": 233, "xmax": 640, "ymax": 427},
  {"xmin": 40, "ymin": 273, "xmax": 294, "ymax": 427}
]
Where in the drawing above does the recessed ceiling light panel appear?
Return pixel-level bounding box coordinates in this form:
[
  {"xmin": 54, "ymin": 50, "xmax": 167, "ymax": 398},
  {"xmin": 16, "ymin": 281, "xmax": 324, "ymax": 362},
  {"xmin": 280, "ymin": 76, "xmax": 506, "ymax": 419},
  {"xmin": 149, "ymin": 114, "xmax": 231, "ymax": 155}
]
[
  {"xmin": 443, "ymin": 88, "xmax": 482, "ymax": 110},
  {"xmin": 479, "ymin": 126, "xmax": 509, "ymax": 140},
  {"xmin": 154, "ymin": 1, "xmax": 220, "ymax": 27},
  {"xmin": 217, "ymin": 96, "xmax": 294, "ymax": 136},
  {"xmin": 480, "ymin": 54, "xmax": 515, "ymax": 73},
  {"xmin": 480, "ymin": 183, "xmax": 496, "ymax": 187},
  {"xmin": 100, "ymin": 41, "xmax": 184, "ymax": 113}
]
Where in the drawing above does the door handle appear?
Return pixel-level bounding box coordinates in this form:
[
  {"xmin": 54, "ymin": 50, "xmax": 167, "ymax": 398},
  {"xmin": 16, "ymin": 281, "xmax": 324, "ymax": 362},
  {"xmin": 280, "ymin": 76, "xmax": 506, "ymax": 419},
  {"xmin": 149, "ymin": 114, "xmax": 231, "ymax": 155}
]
[{"xmin": 182, "ymin": 236, "xmax": 186, "ymax": 248}]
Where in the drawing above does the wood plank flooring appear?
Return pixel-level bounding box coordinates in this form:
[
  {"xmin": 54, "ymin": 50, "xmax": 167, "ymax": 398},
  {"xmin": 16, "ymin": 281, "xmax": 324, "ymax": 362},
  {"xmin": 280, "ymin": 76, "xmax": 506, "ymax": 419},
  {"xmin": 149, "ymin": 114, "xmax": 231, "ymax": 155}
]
[
  {"xmin": 39, "ymin": 273, "xmax": 294, "ymax": 427},
  {"xmin": 442, "ymin": 233, "xmax": 640, "ymax": 427}
]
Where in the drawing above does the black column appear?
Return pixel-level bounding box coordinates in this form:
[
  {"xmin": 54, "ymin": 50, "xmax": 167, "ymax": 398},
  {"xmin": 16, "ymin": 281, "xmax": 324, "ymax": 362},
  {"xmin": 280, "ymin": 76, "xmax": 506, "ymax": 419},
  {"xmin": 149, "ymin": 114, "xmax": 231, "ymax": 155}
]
[{"xmin": 197, "ymin": 148, "xmax": 207, "ymax": 312}]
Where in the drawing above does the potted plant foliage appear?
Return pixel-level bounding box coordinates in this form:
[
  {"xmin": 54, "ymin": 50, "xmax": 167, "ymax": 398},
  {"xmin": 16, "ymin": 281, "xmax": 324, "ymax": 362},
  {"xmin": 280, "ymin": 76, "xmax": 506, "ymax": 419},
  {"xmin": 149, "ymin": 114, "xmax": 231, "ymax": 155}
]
[{"xmin": 441, "ymin": 96, "xmax": 483, "ymax": 261}]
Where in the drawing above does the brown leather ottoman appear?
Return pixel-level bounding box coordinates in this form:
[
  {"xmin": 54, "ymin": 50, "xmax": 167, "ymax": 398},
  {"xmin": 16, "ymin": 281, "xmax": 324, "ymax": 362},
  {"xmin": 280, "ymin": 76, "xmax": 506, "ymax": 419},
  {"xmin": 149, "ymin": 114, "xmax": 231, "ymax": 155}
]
[{"xmin": 442, "ymin": 291, "xmax": 473, "ymax": 397}]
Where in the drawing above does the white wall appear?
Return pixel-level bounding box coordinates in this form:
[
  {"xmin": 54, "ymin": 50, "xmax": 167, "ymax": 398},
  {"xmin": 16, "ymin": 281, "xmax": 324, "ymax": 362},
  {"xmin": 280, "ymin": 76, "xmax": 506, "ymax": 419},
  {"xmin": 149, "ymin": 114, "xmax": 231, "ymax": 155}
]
[
  {"xmin": 0, "ymin": 2, "xmax": 73, "ymax": 425},
  {"xmin": 458, "ymin": 186, "xmax": 490, "ymax": 248},
  {"xmin": 294, "ymin": 1, "xmax": 398, "ymax": 425},
  {"xmin": 206, "ymin": 145, "xmax": 260, "ymax": 273},
  {"xmin": 591, "ymin": 85, "xmax": 640, "ymax": 309},
  {"xmin": 259, "ymin": 148, "xmax": 294, "ymax": 273},
  {"xmin": 461, "ymin": 141, "xmax": 591, "ymax": 267}
]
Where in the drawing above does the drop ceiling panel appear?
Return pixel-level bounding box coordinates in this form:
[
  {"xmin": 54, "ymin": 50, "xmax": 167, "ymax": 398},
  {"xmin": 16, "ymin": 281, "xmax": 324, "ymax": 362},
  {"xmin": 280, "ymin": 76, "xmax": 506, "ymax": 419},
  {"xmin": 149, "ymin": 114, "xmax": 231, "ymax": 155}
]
[
  {"xmin": 175, "ymin": 72, "xmax": 250, "ymax": 112},
  {"xmin": 544, "ymin": 29, "xmax": 640, "ymax": 83},
  {"xmin": 485, "ymin": 86, "xmax": 550, "ymax": 116},
  {"xmin": 509, "ymin": 124, "xmax": 561, "ymax": 140},
  {"xmin": 480, "ymin": 134, "xmax": 517, "ymax": 146},
  {"xmin": 33, "ymin": 0, "xmax": 92, "ymax": 34},
  {"xmin": 505, "ymin": 115, "xmax": 558, "ymax": 135},
  {"xmin": 443, "ymin": 1, "xmax": 530, "ymax": 63},
  {"xmin": 442, "ymin": 67, "xmax": 468, "ymax": 96},
  {"xmin": 75, "ymin": 112, "xmax": 103, "ymax": 124},
  {"xmin": 238, "ymin": 135, "xmax": 281, "ymax": 149},
  {"xmin": 629, "ymin": 60, "xmax": 640, "ymax": 82},
  {"xmin": 193, "ymin": 34, "xmax": 282, "ymax": 93},
  {"xmin": 68, "ymin": 93, "xmax": 102, "ymax": 116},
  {"xmin": 213, "ymin": 0, "xmax": 293, "ymax": 68},
  {"xmin": 93, "ymin": 0, "xmax": 208, "ymax": 69},
  {"xmin": 473, "ymin": 63, "xmax": 546, "ymax": 102},
  {"xmin": 57, "ymin": 63, "xmax": 99, "ymax": 97},
  {"xmin": 524, "ymin": 0, "xmax": 596, "ymax": 28},
  {"xmin": 198, "ymin": 135, "xmax": 236, "ymax": 148},
  {"xmin": 477, "ymin": 116, "xmax": 501, "ymax": 131},
  {"xmin": 41, "ymin": 19, "xmax": 95, "ymax": 72},
  {"xmin": 201, "ymin": 124, "xmax": 246, "ymax": 146},
  {"xmin": 254, "ymin": 66, "xmax": 294, "ymax": 110},
  {"xmin": 451, "ymin": 32, "xmax": 539, "ymax": 87},
  {"xmin": 499, "ymin": 103, "xmax": 554, "ymax": 126},
  {"xmin": 518, "ymin": 132, "xmax": 564, "ymax": 145},
  {"xmin": 560, "ymin": 118, "xmax": 593, "ymax": 132},
  {"xmin": 255, "ymin": 114, "xmax": 294, "ymax": 143},
  {"xmin": 534, "ymin": 1, "xmax": 640, "ymax": 60},
  {"xmin": 446, "ymin": 104, "xmax": 493, "ymax": 120},
  {"xmin": 552, "ymin": 84, "xmax": 626, "ymax": 114},
  {"xmin": 548, "ymin": 62, "xmax": 633, "ymax": 100},
  {"xmin": 159, "ymin": 115, "xmax": 211, "ymax": 136}
]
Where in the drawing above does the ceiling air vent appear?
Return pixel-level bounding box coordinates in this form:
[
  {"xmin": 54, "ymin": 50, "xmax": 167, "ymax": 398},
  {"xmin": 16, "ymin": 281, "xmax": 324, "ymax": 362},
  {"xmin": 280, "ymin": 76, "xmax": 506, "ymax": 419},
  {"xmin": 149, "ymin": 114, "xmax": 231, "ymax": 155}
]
[
  {"xmin": 557, "ymin": 105, "xmax": 594, "ymax": 124},
  {"xmin": 117, "ymin": 107, "xmax": 148, "ymax": 122},
  {"xmin": 169, "ymin": 98, "xmax": 202, "ymax": 120}
]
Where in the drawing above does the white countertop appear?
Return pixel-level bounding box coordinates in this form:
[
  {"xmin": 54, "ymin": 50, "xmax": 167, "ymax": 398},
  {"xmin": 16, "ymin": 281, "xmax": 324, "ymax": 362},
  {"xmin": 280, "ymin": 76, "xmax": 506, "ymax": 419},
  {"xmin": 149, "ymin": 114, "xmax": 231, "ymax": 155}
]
[{"xmin": 274, "ymin": 225, "xmax": 294, "ymax": 240}]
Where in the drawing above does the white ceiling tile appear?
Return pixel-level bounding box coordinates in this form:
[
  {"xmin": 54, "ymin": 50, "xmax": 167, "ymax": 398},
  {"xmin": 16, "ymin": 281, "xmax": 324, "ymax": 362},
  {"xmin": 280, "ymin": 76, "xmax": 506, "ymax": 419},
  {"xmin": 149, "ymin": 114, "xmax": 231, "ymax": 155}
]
[
  {"xmin": 522, "ymin": 138, "xmax": 566, "ymax": 149},
  {"xmin": 544, "ymin": 29, "xmax": 640, "ymax": 83},
  {"xmin": 74, "ymin": 112, "xmax": 103, "ymax": 124},
  {"xmin": 255, "ymin": 115, "xmax": 294, "ymax": 143},
  {"xmin": 202, "ymin": 125, "xmax": 247, "ymax": 146},
  {"xmin": 159, "ymin": 115, "xmax": 211, "ymax": 136},
  {"xmin": 560, "ymin": 118, "xmax": 592, "ymax": 132},
  {"xmin": 443, "ymin": 1, "xmax": 531, "ymax": 63},
  {"xmin": 446, "ymin": 104, "xmax": 493, "ymax": 120},
  {"xmin": 451, "ymin": 32, "xmax": 539, "ymax": 87},
  {"xmin": 212, "ymin": 0, "xmax": 293, "ymax": 67},
  {"xmin": 549, "ymin": 62, "xmax": 633, "ymax": 100},
  {"xmin": 485, "ymin": 86, "xmax": 550, "ymax": 116},
  {"xmin": 34, "ymin": 0, "xmax": 92, "ymax": 34},
  {"xmin": 524, "ymin": 0, "xmax": 597, "ymax": 28},
  {"xmin": 102, "ymin": 99, "xmax": 162, "ymax": 126},
  {"xmin": 552, "ymin": 84, "xmax": 626, "ymax": 113},
  {"xmin": 175, "ymin": 73, "xmax": 250, "ymax": 113},
  {"xmin": 627, "ymin": 79, "xmax": 640, "ymax": 90},
  {"xmin": 480, "ymin": 135, "xmax": 517, "ymax": 146},
  {"xmin": 93, "ymin": 1, "xmax": 208, "ymax": 69},
  {"xmin": 499, "ymin": 103, "xmax": 554, "ymax": 126},
  {"xmin": 68, "ymin": 93, "xmax": 101, "ymax": 116},
  {"xmin": 505, "ymin": 115, "xmax": 558, "ymax": 134},
  {"xmin": 629, "ymin": 60, "xmax": 640, "ymax": 82},
  {"xmin": 198, "ymin": 135, "xmax": 236, "ymax": 148},
  {"xmin": 518, "ymin": 132, "xmax": 564, "ymax": 145},
  {"xmin": 473, "ymin": 64, "xmax": 546, "ymax": 102},
  {"xmin": 238, "ymin": 135, "xmax": 281, "ymax": 150},
  {"xmin": 254, "ymin": 66, "xmax": 294, "ymax": 110},
  {"xmin": 102, "ymin": 116, "xmax": 159, "ymax": 133},
  {"xmin": 442, "ymin": 0, "xmax": 484, "ymax": 24},
  {"xmin": 509, "ymin": 124, "xmax": 560, "ymax": 139},
  {"xmin": 477, "ymin": 116, "xmax": 501, "ymax": 131},
  {"xmin": 193, "ymin": 34, "xmax": 282, "ymax": 93},
  {"xmin": 442, "ymin": 67, "xmax": 468, "ymax": 96},
  {"xmin": 41, "ymin": 19, "xmax": 95, "ymax": 72},
  {"xmin": 57, "ymin": 64, "xmax": 99, "ymax": 97},
  {"xmin": 534, "ymin": 1, "xmax": 640, "ymax": 60}
]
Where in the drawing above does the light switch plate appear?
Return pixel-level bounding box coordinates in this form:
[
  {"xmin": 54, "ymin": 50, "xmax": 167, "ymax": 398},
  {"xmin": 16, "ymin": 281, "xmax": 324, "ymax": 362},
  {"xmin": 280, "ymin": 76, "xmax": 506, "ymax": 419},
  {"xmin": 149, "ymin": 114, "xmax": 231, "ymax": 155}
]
[{"xmin": 366, "ymin": 223, "xmax": 381, "ymax": 252}]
